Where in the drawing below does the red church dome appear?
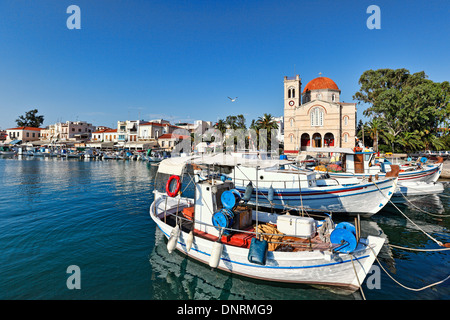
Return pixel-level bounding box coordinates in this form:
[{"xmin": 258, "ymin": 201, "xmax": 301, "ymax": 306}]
[{"xmin": 303, "ymin": 77, "xmax": 339, "ymax": 93}]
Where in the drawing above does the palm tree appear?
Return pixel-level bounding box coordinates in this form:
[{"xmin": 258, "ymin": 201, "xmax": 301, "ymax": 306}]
[
  {"xmin": 256, "ymin": 113, "xmax": 279, "ymax": 131},
  {"xmin": 364, "ymin": 118, "xmax": 383, "ymax": 152},
  {"xmin": 255, "ymin": 113, "xmax": 279, "ymax": 150},
  {"xmin": 214, "ymin": 119, "xmax": 227, "ymax": 135}
]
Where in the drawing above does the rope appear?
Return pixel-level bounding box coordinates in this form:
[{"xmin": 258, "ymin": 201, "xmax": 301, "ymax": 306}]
[
  {"xmin": 370, "ymin": 247, "xmax": 450, "ymax": 292},
  {"xmin": 373, "ymin": 180, "xmax": 444, "ymax": 247},
  {"xmin": 389, "ymin": 244, "xmax": 450, "ymax": 252},
  {"xmin": 350, "ymin": 255, "xmax": 366, "ymax": 300}
]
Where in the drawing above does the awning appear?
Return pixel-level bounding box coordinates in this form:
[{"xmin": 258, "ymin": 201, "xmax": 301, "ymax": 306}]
[
  {"xmin": 157, "ymin": 153, "xmax": 293, "ymax": 176},
  {"xmin": 8, "ymin": 140, "xmax": 22, "ymax": 145},
  {"xmin": 305, "ymin": 147, "xmax": 356, "ymax": 154},
  {"xmin": 86, "ymin": 141, "xmax": 116, "ymax": 148}
]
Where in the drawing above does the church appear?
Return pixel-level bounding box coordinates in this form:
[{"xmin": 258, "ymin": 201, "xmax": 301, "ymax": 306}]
[{"xmin": 283, "ymin": 74, "xmax": 357, "ymax": 154}]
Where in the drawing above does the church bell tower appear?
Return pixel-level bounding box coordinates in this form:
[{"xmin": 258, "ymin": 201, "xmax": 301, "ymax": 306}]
[{"xmin": 283, "ymin": 75, "xmax": 301, "ymax": 151}]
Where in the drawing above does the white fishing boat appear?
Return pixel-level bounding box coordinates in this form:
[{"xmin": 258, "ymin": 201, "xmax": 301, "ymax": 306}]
[
  {"xmin": 0, "ymin": 146, "xmax": 16, "ymax": 156},
  {"xmin": 309, "ymin": 148, "xmax": 444, "ymax": 199},
  {"xmin": 315, "ymin": 148, "xmax": 443, "ymax": 183},
  {"xmin": 157, "ymin": 154, "xmax": 398, "ymax": 216},
  {"xmin": 149, "ymin": 162, "xmax": 385, "ymax": 291},
  {"xmin": 393, "ymin": 181, "xmax": 445, "ymax": 198},
  {"xmin": 99, "ymin": 151, "xmax": 116, "ymax": 160}
]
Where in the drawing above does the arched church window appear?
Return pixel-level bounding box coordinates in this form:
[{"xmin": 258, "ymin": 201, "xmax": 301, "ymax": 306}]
[
  {"xmin": 310, "ymin": 107, "xmax": 324, "ymax": 127},
  {"xmin": 332, "ymin": 94, "xmax": 336, "ymax": 102}
]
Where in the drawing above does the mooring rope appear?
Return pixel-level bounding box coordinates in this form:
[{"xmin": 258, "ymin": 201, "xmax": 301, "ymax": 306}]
[
  {"xmin": 370, "ymin": 247, "xmax": 450, "ymax": 291},
  {"xmin": 397, "ymin": 188, "xmax": 450, "ymax": 218},
  {"xmin": 350, "ymin": 255, "xmax": 366, "ymax": 300},
  {"xmin": 373, "ymin": 180, "xmax": 445, "ymax": 247}
]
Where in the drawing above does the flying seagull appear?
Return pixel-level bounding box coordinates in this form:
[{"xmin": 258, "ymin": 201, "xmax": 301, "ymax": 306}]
[{"xmin": 228, "ymin": 96, "xmax": 238, "ymax": 102}]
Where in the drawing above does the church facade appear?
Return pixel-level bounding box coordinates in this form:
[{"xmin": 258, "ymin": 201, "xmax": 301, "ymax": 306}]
[{"xmin": 283, "ymin": 74, "xmax": 357, "ymax": 153}]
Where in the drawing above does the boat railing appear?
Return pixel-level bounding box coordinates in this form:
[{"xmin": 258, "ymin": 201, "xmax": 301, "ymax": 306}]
[{"xmin": 232, "ymin": 177, "xmax": 310, "ymax": 189}]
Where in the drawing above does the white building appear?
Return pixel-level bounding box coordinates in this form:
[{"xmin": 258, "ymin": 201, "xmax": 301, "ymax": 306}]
[{"xmin": 6, "ymin": 127, "xmax": 43, "ymax": 143}]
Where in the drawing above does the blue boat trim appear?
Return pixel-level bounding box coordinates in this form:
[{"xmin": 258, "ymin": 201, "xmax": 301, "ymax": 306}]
[{"xmin": 236, "ymin": 184, "xmax": 393, "ymax": 201}]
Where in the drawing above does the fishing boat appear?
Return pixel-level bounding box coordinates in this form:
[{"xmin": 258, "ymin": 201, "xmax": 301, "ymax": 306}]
[
  {"xmin": 315, "ymin": 148, "xmax": 443, "ymax": 183},
  {"xmin": 149, "ymin": 161, "xmax": 385, "ymax": 291},
  {"xmin": 232, "ymin": 165, "xmax": 398, "ymax": 216},
  {"xmin": 309, "ymin": 148, "xmax": 444, "ymax": 199},
  {"xmin": 172, "ymin": 153, "xmax": 399, "ymax": 216},
  {"xmin": 0, "ymin": 146, "xmax": 16, "ymax": 156}
]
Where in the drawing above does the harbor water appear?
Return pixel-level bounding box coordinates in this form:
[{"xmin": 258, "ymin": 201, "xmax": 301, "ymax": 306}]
[{"xmin": 0, "ymin": 156, "xmax": 449, "ymax": 300}]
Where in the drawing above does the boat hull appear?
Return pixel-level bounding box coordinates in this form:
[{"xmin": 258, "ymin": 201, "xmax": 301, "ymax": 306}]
[
  {"xmin": 328, "ymin": 163, "xmax": 442, "ymax": 183},
  {"xmin": 234, "ymin": 178, "xmax": 398, "ymax": 216}
]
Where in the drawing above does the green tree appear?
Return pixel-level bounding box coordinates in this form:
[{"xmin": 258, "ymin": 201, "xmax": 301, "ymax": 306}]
[
  {"xmin": 255, "ymin": 113, "xmax": 279, "ymax": 131},
  {"xmin": 214, "ymin": 119, "xmax": 227, "ymax": 135},
  {"xmin": 354, "ymin": 68, "xmax": 449, "ymax": 152},
  {"xmin": 364, "ymin": 118, "xmax": 383, "ymax": 152},
  {"xmin": 16, "ymin": 109, "xmax": 44, "ymax": 127}
]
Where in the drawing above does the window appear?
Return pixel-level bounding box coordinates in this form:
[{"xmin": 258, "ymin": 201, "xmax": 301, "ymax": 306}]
[
  {"xmin": 26, "ymin": 132, "xmax": 29, "ymax": 137},
  {"xmin": 310, "ymin": 107, "xmax": 324, "ymax": 126},
  {"xmin": 344, "ymin": 133, "xmax": 348, "ymax": 143},
  {"xmin": 288, "ymin": 87, "xmax": 295, "ymax": 98},
  {"xmin": 290, "ymin": 118, "xmax": 294, "ymax": 127},
  {"xmin": 343, "ymin": 116, "xmax": 349, "ymax": 126},
  {"xmin": 290, "ymin": 135, "xmax": 293, "ymax": 143},
  {"xmin": 332, "ymin": 94, "xmax": 336, "ymax": 102}
]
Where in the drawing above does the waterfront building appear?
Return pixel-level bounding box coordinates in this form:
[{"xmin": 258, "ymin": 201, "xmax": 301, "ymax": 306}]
[
  {"xmin": 92, "ymin": 128, "xmax": 117, "ymax": 142},
  {"xmin": 40, "ymin": 121, "xmax": 96, "ymax": 142},
  {"xmin": 174, "ymin": 120, "xmax": 213, "ymax": 135},
  {"xmin": 157, "ymin": 133, "xmax": 190, "ymax": 151},
  {"xmin": 0, "ymin": 130, "xmax": 7, "ymax": 142},
  {"xmin": 283, "ymin": 75, "xmax": 357, "ymax": 153},
  {"xmin": 5, "ymin": 127, "xmax": 43, "ymax": 143},
  {"xmin": 138, "ymin": 121, "xmax": 180, "ymax": 141}
]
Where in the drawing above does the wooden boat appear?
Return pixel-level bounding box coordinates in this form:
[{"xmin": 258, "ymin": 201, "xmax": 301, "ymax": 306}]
[
  {"xmin": 318, "ymin": 149, "xmax": 443, "ymax": 183},
  {"xmin": 310, "ymin": 149, "xmax": 444, "ymax": 199},
  {"xmin": 157, "ymin": 154, "xmax": 399, "ymax": 216},
  {"xmin": 149, "ymin": 166, "xmax": 385, "ymax": 291},
  {"xmin": 231, "ymin": 165, "xmax": 399, "ymax": 216}
]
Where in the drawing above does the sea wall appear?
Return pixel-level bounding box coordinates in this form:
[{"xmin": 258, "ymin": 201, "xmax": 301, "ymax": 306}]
[{"xmin": 442, "ymin": 160, "xmax": 450, "ymax": 179}]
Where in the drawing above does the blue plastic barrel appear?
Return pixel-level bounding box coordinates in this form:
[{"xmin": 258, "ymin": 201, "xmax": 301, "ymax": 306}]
[{"xmin": 330, "ymin": 222, "xmax": 357, "ymax": 253}]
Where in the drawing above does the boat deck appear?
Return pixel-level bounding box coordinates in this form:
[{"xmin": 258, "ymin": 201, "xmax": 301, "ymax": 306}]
[{"xmin": 162, "ymin": 213, "xmax": 334, "ymax": 253}]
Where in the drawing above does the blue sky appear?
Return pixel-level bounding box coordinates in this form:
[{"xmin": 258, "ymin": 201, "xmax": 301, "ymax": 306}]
[{"xmin": 0, "ymin": 0, "xmax": 449, "ymax": 130}]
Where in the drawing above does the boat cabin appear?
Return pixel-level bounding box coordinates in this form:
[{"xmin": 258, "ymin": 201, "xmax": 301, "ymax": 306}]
[{"xmin": 342, "ymin": 151, "xmax": 381, "ymax": 174}]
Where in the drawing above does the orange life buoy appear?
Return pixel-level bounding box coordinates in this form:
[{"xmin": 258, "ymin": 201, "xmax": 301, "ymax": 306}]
[{"xmin": 166, "ymin": 175, "xmax": 181, "ymax": 197}]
